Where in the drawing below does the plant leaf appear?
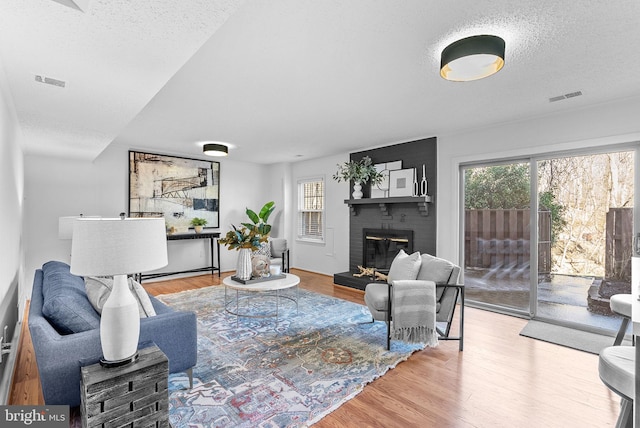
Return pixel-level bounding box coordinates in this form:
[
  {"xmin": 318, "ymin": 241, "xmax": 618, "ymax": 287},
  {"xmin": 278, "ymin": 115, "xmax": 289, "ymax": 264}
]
[
  {"xmin": 259, "ymin": 201, "xmax": 275, "ymax": 221},
  {"xmin": 246, "ymin": 208, "xmax": 259, "ymax": 224}
]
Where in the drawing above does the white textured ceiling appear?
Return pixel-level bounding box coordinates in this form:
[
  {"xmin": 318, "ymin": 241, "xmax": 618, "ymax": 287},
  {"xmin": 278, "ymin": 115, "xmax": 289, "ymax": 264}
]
[{"xmin": 1, "ymin": 0, "xmax": 640, "ymax": 163}]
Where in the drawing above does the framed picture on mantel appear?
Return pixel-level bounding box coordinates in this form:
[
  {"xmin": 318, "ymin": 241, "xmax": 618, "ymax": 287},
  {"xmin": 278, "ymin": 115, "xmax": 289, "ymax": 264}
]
[
  {"xmin": 371, "ymin": 160, "xmax": 403, "ymax": 198},
  {"xmin": 388, "ymin": 168, "xmax": 414, "ymax": 197},
  {"xmin": 128, "ymin": 151, "xmax": 220, "ymax": 231}
]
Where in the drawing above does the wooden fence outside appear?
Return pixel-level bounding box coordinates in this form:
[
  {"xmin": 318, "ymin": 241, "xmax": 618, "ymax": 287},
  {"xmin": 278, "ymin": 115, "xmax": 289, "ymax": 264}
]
[{"xmin": 465, "ymin": 209, "xmax": 552, "ymax": 274}]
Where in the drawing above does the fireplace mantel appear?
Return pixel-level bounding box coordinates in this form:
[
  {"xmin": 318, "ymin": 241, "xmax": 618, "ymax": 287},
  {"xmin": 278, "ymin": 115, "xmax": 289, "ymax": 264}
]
[
  {"xmin": 334, "ymin": 137, "xmax": 437, "ymax": 290},
  {"xmin": 344, "ymin": 195, "xmax": 432, "ymax": 217}
]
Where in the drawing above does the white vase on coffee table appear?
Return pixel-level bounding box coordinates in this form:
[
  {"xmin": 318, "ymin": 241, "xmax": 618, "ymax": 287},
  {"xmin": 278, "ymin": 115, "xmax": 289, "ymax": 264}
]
[{"xmin": 236, "ymin": 248, "xmax": 252, "ymax": 280}]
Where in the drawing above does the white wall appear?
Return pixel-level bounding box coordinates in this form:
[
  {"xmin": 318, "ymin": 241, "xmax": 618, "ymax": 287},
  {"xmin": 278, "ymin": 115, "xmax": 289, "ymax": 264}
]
[
  {"xmin": 23, "ymin": 142, "xmax": 272, "ymax": 294},
  {"xmin": 21, "ymin": 95, "xmax": 640, "ymax": 292},
  {"xmin": 0, "ymin": 59, "xmax": 23, "ymax": 403},
  {"xmin": 0, "ymin": 62, "xmax": 23, "ymax": 310},
  {"xmin": 290, "ymin": 152, "xmax": 351, "ymax": 275},
  {"xmin": 437, "ymin": 95, "xmax": 640, "ymax": 265}
]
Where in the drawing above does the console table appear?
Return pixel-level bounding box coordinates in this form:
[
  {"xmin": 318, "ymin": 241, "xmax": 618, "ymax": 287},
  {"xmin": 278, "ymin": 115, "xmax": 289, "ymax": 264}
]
[{"xmin": 139, "ymin": 231, "xmax": 220, "ymax": 282}]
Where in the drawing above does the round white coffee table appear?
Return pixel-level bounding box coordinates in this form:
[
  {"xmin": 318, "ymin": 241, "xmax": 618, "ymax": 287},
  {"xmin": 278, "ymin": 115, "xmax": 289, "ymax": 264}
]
[{"xmin": 222, "ymin": 273, "xmax": 300, "ymax": 327}]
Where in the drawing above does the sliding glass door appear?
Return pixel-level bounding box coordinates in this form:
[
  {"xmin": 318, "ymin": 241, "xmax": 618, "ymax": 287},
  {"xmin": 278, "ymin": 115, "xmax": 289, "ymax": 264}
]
[
  {"xmin": 461, "ymin": 147, "xmax": 636, "ymax": 333},
  {"xmin": 535, "ymin": 151, "xmax": 634, "ymax": 332},
  {"xmin": 462, "ymin": 161, "xmax": 532, "ymax": 316}
]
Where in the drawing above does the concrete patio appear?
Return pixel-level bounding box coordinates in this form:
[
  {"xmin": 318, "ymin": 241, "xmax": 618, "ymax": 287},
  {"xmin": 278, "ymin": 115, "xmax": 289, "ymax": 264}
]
[{"xmin": 464, "ymin": 268, "xmax": 627, "ymax": 333}]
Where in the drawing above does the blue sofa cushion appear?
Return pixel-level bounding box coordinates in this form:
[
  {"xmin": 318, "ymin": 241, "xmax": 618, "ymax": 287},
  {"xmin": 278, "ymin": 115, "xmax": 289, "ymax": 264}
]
[{"xmin": 41, "ymin": 261, "xmax": 100, "ymax": 334}]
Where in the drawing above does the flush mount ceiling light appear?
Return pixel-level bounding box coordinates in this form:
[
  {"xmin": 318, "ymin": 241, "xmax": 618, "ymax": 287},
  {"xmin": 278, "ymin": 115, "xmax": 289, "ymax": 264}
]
[
  {"xmin": 203, "ymin": 143, "xmax": 228, "ymax": 157},
  {"xmin": 440, "ymin": 35, "xmax": 505, "ymax": 82}
]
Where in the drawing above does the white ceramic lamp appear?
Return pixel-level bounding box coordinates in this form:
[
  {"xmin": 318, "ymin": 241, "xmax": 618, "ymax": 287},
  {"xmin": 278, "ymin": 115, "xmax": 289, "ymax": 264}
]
[{"xmin": 70, "ymin": 217, "xmax": 168, "ymax": 366}]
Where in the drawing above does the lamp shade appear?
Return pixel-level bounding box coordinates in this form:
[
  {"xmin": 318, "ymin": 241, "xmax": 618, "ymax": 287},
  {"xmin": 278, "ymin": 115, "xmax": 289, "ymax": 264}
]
[
  {"xmin": 70, "ymin": 217, "xmax": 168, "ymax": 276},
  {"xmin": 203, "ymin": 143, "xmax": 228, "ymax": 157},
  {"xmin": 440, "ymin": 35, "xmax": 505, "ymax": 82},
  {"xmin": 69, "ymin": 217, "xmax": 168, "ymax": 364}
]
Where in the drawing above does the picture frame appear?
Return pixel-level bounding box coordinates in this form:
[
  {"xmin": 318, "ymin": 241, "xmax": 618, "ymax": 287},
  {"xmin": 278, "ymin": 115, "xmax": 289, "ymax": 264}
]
[
  {"xmin": 128, "ymin": 151, "xmax": 220, "ymax": 231},
  {"xmin": 371, "ymin": 163, "xmax": 390, "ymax": 198},
  {"xmin": 388, "ymin": 168, "xmax": 415, "ymax": 197}
]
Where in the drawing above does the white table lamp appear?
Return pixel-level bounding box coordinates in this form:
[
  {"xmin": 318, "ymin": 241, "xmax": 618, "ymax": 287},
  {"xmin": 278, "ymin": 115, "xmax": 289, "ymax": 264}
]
[
  {"xmin": 70, "ymin": 217, "xmax": 168, "ymax": 366},
  {"xmin": 59, "ymin": 215, "xmax": 101, "ymax": 239}
]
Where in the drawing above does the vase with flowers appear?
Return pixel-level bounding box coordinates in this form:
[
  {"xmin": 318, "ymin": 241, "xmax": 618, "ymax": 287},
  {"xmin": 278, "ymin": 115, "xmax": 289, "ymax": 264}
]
[
  {"xmin": 219, "ymin": 201, "xmax": 275, "ymax": 280},
  {"xmin": 332, "ymin": 156, "xmax": 384, "ymax": 199}
]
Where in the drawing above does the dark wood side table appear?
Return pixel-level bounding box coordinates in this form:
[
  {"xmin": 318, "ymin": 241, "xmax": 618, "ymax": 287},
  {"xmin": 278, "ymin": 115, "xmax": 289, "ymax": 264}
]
[
  {"xmin": 80, "ymin": 345, "xmax": 169, "ymax": 428},
  {"xmin": 138, "ymin": 230, "xmax": 221, "ymax": 282}
]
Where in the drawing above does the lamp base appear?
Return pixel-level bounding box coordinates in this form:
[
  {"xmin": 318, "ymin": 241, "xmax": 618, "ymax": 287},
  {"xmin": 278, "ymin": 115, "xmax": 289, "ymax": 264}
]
[{"xmin": 99, "ymin": 352, "xmax": 139, "ymax": 368}]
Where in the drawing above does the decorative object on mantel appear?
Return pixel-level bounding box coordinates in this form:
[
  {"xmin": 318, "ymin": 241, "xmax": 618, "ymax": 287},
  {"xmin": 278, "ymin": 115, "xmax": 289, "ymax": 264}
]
[
  {"xmin": 333, "ymin": 156, "xmax": 385, "ymax": 200},
  {"xmin": 420, "ymin": 164, "xmax": 428, "ymax": 197},
  {"xmin": 189, "ymin": 217, "xmax": 207, "ymax": 233},
  {"xmin": 388, "ymin": 168, "xmax": 415, "ymax": 197},
  {"xmin": 219, "ymin": 201, "xmax": 275, "ymax": 281},
  {"xmin": 371, "ymin": 160, "xmax": 402, "ymax": 198}
]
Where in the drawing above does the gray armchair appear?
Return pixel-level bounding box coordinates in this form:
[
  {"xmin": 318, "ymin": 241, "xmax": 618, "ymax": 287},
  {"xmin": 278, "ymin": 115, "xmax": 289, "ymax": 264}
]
[
  {"xmin": 269, "ymin": 238, "xmax": 290, "ymax": 273},
  {"xmin": 364, "ymin": 252, "xmax": 464, "ymax": 350}
]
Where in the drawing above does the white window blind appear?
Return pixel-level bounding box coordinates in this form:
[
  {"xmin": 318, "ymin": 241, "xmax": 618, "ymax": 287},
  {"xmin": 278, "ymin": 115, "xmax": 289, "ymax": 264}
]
[{"xmin": 298, "ymin": 178, "xmax": 324, "ymax": 242}]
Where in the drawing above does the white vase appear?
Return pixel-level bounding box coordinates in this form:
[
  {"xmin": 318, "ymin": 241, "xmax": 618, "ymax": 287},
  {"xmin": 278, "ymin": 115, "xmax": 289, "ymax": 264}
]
[
  {"xmin": 352, "ymin": 182, "xmax": 363, "ymax": 199},
  {"xmin": 236, "ymin": 248, "xmax": 252, "ymax": 280}
]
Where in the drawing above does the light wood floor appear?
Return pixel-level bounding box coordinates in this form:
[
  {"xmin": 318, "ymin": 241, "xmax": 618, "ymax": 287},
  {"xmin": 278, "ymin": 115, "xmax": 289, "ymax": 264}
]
[{"xmin": 10, "ymin": 269, "xmax": 620, "ymax": 427}]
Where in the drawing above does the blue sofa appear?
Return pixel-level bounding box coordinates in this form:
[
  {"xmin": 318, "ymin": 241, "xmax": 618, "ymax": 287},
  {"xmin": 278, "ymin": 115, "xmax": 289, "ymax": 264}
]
[{"xmin": 28, "ymin": 261, "xmax": 197, "ymax": 407}]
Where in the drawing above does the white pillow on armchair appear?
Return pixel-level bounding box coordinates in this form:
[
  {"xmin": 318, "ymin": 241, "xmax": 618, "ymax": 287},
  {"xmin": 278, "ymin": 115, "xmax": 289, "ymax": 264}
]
[
  {"xmin": 416, "ymin": 253, "xmax": 455, "ymax": 284},
  {"xmin": 387, "ymin": 249, "xmax": 422, "ymax": 284}
]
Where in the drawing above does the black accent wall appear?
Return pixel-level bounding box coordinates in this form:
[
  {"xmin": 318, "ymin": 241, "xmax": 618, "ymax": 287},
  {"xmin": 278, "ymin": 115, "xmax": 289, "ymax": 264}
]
[{"xmin": 334, "ymin": 137, "xmax": 437, "ymax": 290}]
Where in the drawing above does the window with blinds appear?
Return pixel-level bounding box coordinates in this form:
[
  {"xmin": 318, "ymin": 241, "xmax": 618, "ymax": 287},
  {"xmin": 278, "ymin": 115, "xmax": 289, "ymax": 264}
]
[{"xmin": 297, "ymin": 177, "xmax": 324, "ymax": 242}]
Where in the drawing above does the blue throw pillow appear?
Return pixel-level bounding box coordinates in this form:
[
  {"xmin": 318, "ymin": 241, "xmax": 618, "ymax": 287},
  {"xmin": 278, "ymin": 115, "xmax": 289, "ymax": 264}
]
[{"xmin": 41, "ymin": 261, "xmax": 100, "ymax": 334}]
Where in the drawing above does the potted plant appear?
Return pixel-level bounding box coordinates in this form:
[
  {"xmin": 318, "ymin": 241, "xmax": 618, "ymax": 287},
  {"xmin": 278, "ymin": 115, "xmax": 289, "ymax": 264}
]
[
  {"xmin": 218, "ymin": 225, "xmax": 265, "ymax": 251},
  {"xmin": 219, "ymin": 201, "xmax": 275, "ymax": 280},
  {"xmin": 242, "ymin": 201, "xmax": 275, "ymax": 239},
  {"xmin": 333, "ymin": 156, "xmax": 384, "ymax": 199},
  {"xmin": 190, "ymin": 217, "xmax": 207, "ymax": 233}
]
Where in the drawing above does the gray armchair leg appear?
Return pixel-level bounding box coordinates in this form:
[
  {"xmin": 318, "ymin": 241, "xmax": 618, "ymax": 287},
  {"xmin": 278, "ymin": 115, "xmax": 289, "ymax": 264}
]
[
  {"xmin": 386, "ymin": 320, "xmax": 390, "ymax": 350},
  {"xmin": 186, "ymin": 367, "xmax": 193, "ymax": 389}
]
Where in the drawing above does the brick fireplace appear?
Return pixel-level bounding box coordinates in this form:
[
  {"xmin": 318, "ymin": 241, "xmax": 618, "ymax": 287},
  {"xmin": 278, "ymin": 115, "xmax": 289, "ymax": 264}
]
[
  {"xmin": 363, "ymin": 228, "xmax": 413, "ymax": 270},
  {"xmin": 333, "ymin": 137, "xmax": 437, "ymax": 290}
]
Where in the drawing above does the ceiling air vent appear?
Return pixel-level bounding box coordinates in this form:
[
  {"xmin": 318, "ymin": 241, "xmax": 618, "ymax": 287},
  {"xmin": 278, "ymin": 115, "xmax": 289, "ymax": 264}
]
[
  {"xmin": 549, "ymin": 91, "xmax": 583, "ymax": 102},
  {"xmin": 35, "ymin": 75, "xmax": 66, "ymax": 88}
]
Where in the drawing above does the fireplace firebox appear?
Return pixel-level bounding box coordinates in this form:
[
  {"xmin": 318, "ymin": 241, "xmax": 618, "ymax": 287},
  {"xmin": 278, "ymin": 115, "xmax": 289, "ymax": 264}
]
[{"xmin": 363, "ymin": 228, "xmax": 413, "ymax": 271}]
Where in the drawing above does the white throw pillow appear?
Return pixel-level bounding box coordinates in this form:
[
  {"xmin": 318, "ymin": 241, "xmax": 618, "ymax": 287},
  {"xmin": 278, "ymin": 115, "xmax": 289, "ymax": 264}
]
[
  {"xmin": 387, "ymin": 249, "xmax": 422, "ymax": 284},
  {"xmin": 416, "ymin": 253, "xmax": 455, "ymax": 284},
  {"xmin": 85, "ymin": 276, "xmax": 156, "ymax": 318}
]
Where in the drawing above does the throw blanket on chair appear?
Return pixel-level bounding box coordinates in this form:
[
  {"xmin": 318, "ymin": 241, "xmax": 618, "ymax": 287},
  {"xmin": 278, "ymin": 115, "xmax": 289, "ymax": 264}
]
[{"xmin": 391, "ymin": 280, "xmax": 439, "ymax": 347}]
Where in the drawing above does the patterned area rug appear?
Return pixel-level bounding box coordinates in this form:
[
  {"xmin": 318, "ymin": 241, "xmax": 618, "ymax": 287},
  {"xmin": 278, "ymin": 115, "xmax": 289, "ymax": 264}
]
[{"xmin": 158, "ymin": 285, "xmax": 425, "ymax": 427}]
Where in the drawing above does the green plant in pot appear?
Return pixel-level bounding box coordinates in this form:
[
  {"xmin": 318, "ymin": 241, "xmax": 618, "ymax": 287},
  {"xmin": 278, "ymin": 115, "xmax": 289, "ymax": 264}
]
[
  {"xmin": 219, "ymin": 201, "xmax": 276, "ymax": 279},
  {"xmin": 333, "ymin": 156, "xmax": 384, "ymax": 199},
  {"xmin": 190, "ymin": 217, "xmax": 207, "ymax": 233},
  {"xmin": 242, "ymin": 201, "xmax": 275, "ymax": 238}
]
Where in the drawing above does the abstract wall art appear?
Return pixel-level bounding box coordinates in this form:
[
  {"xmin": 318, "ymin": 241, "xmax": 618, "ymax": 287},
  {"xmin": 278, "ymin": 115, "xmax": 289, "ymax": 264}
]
[{"xmin": 129, "ymin": 151, "xmax": 220, "ymax": 230}]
